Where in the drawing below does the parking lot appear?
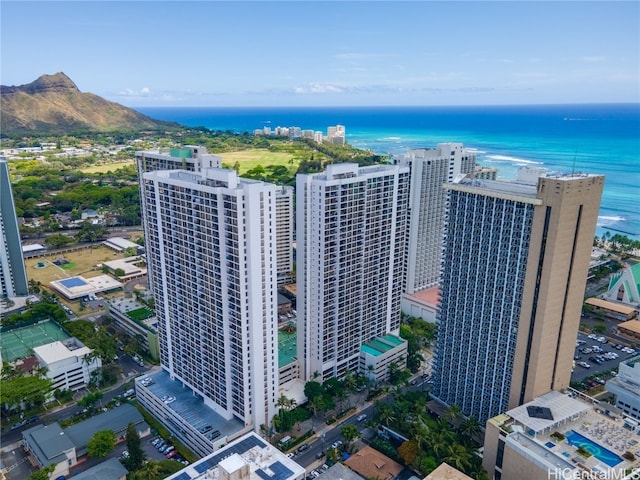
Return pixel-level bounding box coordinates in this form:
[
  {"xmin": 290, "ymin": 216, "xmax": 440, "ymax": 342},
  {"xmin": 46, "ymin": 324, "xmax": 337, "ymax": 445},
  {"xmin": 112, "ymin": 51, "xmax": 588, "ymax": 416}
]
[{"xmin": 571, "ymin": 331, "xmax": 638, "ymax": 384}]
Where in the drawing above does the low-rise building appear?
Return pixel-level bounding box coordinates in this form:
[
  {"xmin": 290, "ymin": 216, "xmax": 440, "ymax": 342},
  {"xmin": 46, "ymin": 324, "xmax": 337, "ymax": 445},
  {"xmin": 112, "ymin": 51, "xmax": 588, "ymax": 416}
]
[
  {"xmin": 71, "ymin": 457, "xmax": 127, "ymax": 480},
  {"xmin": 607, "ymin": 355, "xmax": 640, "ymax": 421},
  {"xmin": 135, "ymin": 370, "xmax": 248, "ymax": 457},
  {"xmin": 618, "ymin": 320, "xmax": 640, "ymax": 343},
  {"xmin": 425, "ymin": 463, "xmax": 473, "ymax": 480},
  {"xmin": 359, "ymin": 334, "xmax": 408, "ymax": 384},
  {"xmin": 22, "ymin": 404, "xmax": 148, "ymax": 479},
  {"xmin": 343, "ymin": 445, "xmax": 403, "ymax": 480},
  {"xmin": 165, "ymin": 431, "xmax": 305, "ymax": 480},
  {"xmin": 585, "ymin": 297, "xmax": 638, "ymax": 321},
  {"xmin": 606, "ymin": 263, "xmax": 640, "ymax": 305},
  {"xmin": 33, "ymin": 339, "xmax": 101, "ymax": 392},
  {"xmin": 483, "ymin": 390, "xmax": 640, "ymax": 480},
  {"xmin": 107, "ymin": 295, "xmax": 158, "ymax": 360}
]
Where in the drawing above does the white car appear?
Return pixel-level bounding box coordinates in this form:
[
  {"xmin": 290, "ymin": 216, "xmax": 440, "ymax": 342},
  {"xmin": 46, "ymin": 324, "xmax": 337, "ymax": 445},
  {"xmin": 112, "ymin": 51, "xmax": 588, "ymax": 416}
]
[{"xmin": 331, "ymin": 440, "xmax": 343, "ymax": 449}]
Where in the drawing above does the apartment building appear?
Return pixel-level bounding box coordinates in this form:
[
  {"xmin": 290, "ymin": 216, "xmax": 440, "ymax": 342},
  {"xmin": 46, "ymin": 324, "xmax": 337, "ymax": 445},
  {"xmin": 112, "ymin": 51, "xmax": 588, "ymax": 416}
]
[
  {"xmin": 394, "ymin": 143, "xmax": 476, "ymax": 294},
  {"xmin": 140, "ymin": 167, "xmax": 278, "ymax": 431},
  {"xmin": 275, "ymin": 185, "xmax": 294, "ymax": 285},
  {"xmin": 431, "ymin": 169, "xmax": 604, "ymax": 423},
  {"xmin": 296, "ymin": 163, "xmax": 410, "ymax": 382},
  {"xmin": 0, "ymin": 158, "xmax": 29, "ymax": 298}
]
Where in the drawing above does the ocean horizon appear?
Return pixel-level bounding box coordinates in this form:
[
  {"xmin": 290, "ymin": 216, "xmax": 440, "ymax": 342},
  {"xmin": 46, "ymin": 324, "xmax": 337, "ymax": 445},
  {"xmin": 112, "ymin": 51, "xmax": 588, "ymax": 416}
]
[{"xmin": 136, "ymin": 103, "xmax": 640, "ymax": 239}]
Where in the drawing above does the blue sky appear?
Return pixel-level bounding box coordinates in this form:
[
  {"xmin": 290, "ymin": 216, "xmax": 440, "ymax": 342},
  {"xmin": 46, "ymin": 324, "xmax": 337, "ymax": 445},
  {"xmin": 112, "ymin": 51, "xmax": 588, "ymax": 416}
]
[{"xmin": 1, "ymin": 1, "xmax": 639, "ymax": 107}]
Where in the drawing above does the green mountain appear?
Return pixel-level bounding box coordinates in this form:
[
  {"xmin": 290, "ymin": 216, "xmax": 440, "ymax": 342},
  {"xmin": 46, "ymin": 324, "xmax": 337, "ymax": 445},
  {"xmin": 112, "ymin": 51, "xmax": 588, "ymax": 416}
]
[{"xmin": 0, "ymin": 72, "xmax": 175, "ymax": 134}]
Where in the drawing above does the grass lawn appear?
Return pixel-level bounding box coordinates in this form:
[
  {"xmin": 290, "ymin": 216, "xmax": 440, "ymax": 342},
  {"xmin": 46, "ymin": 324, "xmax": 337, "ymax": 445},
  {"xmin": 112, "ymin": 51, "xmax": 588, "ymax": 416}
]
[
  {"xmin": 219, "ymin": 149, "xmax": 297, "ymax": 174},
  {"xmin": 25, "ymin": 245, "xmax": 123, "ymax": 283},
  {"xmin": 80, "ymin": 160, "xmax": 135, "ymax": 174}
]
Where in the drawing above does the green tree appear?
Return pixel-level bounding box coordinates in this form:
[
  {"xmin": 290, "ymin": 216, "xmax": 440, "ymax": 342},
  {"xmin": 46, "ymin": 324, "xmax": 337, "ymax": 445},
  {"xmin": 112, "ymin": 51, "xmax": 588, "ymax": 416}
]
[
  {"xmin": 0, "ymin": 375, "xmax": 52, "ymax": 412},
  {"xmin": 114, "ymin": 268, "xmax": 126, "ymax": 277},
  {"xmin": 123, "ymin": 422, "xmax": 146, "ymax": 470},
  {"xmin": 340, "ymin": 424, "xmax": 360, "ymax": 451},
  {"xmin": 44, "ymin": 233, "xmax": 74, "ymax": 248},
  {"xmin": 87, "ymin": 429, "xmax": 116, "ymax": 458},
  {"xmin": 593, "ymin": 323, "xmax": 607, "ymax": 334},
  {"xmin": 29, "ymin": 465, "xmax": 55, "ymax": 480},
  {"xmin": 78, "ymin": 391, "xmax": 103, "ymax": 408},
  {"xmin": 128, "ymin": 460, "xmax": 184, "ymax": 480},
  {"xmin": 304, "ymin": 380, "xmax": 323, "ymax": 401}
]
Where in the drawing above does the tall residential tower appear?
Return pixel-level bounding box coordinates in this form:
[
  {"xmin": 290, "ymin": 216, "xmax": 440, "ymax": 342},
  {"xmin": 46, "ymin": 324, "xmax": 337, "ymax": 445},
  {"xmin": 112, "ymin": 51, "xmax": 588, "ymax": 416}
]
[
  {"xmin": 140, "ymin": 167, "xmax": 278, "ymax": 430},
  {"xmin": 431, "ymin": 169, "xmax": 604, "ymax": 423},
  {"xmin": 296, "ymin": 163, "xmax": 410, "ymax": 382},
  {"xmin": 395, "ymin": 143, "xmax": 476, "ymax": 294},
  {"xmin": 0, "ymin": 159, "xmax": 29, "ymax": 298}
]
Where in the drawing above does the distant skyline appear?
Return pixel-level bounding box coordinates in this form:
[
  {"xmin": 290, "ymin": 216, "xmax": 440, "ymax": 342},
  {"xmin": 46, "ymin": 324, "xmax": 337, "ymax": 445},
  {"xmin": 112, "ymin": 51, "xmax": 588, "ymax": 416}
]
[{"xmin": 1, "ymin": 1, "xmax": 639, "ymax": 107}]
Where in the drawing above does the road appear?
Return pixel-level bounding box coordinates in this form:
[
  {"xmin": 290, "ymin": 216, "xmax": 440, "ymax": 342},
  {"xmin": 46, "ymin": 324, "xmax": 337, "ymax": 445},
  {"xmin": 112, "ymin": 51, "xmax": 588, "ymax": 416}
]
[
  {"xmin": 290, "ymin": 404, "xmax": 375, "ymax": 470},
  {"xmin": 0, "ymin": 355, "xmax": 156, "ymax": 447}
]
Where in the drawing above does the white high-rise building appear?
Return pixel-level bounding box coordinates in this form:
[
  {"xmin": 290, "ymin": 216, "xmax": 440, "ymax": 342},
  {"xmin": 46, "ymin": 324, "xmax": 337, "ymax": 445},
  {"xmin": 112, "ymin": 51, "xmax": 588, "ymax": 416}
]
[
  {"xmin": 296, "ymin": 163, "xmax": 410, "ymax": 382},
  {"xmin": 136, "ymin": 145, "xmax": 221, "ymax": 176},
  {"xmin": 395, "ymin": 143, "xmax": 476, "ymax": 294},
  {"xmin": 0, "ymin": 159, "xmax": 28, "ymax": 298},
  {"xmin": 275, "ymin": 185, "xmax": 294, "ymax": 285},
  {"xmin": 137, "ymin": 147, "xmax": 294, "ymax": 288},
  {"xmin": 140, "ymin": 167, "xmax": 278, "ymax": 430}
]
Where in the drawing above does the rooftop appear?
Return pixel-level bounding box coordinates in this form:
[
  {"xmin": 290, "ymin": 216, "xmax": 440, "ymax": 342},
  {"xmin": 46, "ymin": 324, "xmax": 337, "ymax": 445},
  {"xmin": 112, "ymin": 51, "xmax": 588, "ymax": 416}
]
[
  {"xmin": 22, "ymin": 423, "xmax": 74, "ymax": 467},
  {"xmin": 424, "ymin": 463, "xmax": 473, "ymax": 480},
  {"xmin": 64, "ymin": 404, "xmax": 146, "ymax": 450},
  {"xmin": 165, "ymin": 432, "xmax": 305, "ymax": 480},
  {"xmin": 137, "ymin": 370, "xmax": 244, "ymax": 440},
  {"xmin": 490, "ymin": 390, "xmax": 640, "ymax": 475},
  {"xmin": 344, "ymin": 445, "xmax": 403, "ymax": 480},
  {"xmin": 33, "ymin": 340, "xmax": 92, "ymax": 365},
  {"xmin": 71, "ymin": 457, "xmax": 128, "ymax": 480}
]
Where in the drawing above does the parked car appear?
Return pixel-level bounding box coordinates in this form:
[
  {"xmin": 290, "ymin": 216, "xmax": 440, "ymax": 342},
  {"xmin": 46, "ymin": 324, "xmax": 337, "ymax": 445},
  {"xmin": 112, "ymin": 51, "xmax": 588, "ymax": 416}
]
[
  {"xmin": 357, "ymin": 414, "xmax": 367, "ymax": 422},
  {"xmin": 331, "ymin": 440, "xmax": 343, "ymax": 449},
  {"xmin": 297, "ymin": 444, "xmax": 310, "ymax": 453}
]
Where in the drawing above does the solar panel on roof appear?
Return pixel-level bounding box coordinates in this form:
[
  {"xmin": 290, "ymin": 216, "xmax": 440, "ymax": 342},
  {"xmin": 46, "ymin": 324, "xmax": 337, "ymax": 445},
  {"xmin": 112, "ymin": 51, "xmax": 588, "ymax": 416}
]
[{"xmin": 173, "ymin": 473, "xmax": 192, "ymax": 480}]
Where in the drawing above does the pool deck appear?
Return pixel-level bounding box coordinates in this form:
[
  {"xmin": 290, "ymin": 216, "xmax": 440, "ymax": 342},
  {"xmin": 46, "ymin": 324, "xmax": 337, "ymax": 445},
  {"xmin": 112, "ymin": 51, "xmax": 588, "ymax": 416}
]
[{"xmin": 497, "ymin": 390, "xmax": 640, "ymax": 475}]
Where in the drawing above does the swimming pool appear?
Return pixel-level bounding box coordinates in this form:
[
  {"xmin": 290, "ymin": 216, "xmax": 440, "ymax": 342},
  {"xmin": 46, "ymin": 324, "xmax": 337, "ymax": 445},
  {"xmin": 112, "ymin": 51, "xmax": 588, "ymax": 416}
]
[{"xmin": 566, "ymin": 430, "xmax": 622, "ymax": 467}]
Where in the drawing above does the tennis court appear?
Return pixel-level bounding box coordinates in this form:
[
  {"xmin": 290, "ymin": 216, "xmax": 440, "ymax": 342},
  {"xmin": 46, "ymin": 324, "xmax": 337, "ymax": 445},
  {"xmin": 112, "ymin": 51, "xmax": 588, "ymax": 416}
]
[{"xmin": 1, "ymin": 320, "xmax": 71, "ymax": 361}]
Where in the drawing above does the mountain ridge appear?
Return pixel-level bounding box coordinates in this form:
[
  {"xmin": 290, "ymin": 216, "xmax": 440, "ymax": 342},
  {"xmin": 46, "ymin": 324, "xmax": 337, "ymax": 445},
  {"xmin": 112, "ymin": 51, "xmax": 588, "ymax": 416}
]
[{"xmin": 1, "ymin": 72, "xmax": 175, "ymax": 134}]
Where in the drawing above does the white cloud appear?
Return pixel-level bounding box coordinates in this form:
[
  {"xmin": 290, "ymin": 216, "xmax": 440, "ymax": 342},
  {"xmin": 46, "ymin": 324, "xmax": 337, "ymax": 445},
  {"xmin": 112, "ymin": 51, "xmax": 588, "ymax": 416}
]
[
  {"xmin": 118, "ymin": 87, "xmax": 151, "ymax": 96},
  {"xmin": 294, "ymin": 83, "xmax": 345, "ymax": 94},
  {"xmin": 581, "ymin": 56, "xmax": 606, "ymax": 63}
]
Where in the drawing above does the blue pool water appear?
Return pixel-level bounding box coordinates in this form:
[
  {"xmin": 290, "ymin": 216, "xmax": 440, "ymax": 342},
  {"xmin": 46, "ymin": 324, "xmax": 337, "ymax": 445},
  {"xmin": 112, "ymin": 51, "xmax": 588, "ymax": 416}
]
[
  {"xmin": 59, "ymin": 277, "xmax": 88, "ymax": 288},
  {"xmin": 566, "ymin": 430, "xmax": 622, "ymax": 467}
]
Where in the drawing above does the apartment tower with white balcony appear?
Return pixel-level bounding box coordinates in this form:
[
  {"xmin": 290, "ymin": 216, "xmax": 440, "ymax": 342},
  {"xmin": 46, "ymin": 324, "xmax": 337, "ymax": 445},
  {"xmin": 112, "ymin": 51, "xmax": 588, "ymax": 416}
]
[
  {"xmin": 296, "ymin": 163, "xmax": 410, "ymax": 382},
  {"xmin": 140, "ymin": 167, "xmax": 278, "ymax": 430},
  {"xmin": 275, "ymin": 185, "xmax": 294, "ymax": 285},
  {"xmin": 395, "ymin": 143, "xmax": 476, "ymax": 294},
  {"xmin": 431, "ymin": 169, "xmax": 604, "ymax": 423}
]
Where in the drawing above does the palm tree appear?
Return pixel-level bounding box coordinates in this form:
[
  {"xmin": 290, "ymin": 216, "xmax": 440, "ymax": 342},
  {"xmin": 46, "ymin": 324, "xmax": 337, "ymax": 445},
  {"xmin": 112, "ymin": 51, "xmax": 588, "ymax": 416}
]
[
  {"xmin": 377, "ymin": 403, "xmax": 396, "ymax": 427},
  {"xmin": 444, "ymin": 404, "xmax": 462, "ymax": 427},
  {"xmin": 458, "ymin": 415, "xmax": 483, "ymax": 442},
  {"xmin": 442, "ymin": 443, "xmax": 473, "ymax": 472}
]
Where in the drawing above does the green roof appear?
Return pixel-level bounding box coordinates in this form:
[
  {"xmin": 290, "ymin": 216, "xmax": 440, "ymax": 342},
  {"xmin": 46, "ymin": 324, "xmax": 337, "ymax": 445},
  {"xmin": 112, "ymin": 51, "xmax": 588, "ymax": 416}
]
[
  {"xmin": 361, "ymin": 344, "xmax": 383, "ymax": 357},
  {"xmin": 278, "ymin": 330, "xmax": 297, "ymax": 367},
  {"xmin": 381, "ymin": 334, "xmax": 404, "ymax": 346}
]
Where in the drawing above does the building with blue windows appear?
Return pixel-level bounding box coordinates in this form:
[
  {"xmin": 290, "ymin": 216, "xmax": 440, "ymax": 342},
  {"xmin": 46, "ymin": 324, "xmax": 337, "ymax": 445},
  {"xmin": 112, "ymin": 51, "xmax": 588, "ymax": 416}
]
[{"xmin": 431, "ymin": 168, "xmax": 604, "ymax": 423}]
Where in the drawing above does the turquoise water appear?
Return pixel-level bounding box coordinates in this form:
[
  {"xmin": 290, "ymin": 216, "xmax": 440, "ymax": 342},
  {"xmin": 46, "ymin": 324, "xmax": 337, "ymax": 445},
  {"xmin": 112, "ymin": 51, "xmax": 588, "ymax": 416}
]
[
  {"xmin": 566, "ymin": 430, "xmax": 622, "ymax": 467},
  {"xmin": 137, "ymin": 104, "xmax": 640, "ymax": 238}
]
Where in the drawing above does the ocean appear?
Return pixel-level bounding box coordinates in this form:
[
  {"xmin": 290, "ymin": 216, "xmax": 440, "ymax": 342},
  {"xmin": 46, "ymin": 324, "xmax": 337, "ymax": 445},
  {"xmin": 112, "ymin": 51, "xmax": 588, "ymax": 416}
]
[{"xmin": 136, "ymin": 104, "xmax": 640, "ymax": 239}]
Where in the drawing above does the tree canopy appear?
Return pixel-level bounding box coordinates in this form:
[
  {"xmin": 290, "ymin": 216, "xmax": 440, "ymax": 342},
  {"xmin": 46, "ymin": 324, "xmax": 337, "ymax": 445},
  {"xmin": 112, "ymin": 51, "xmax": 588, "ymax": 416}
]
[{"xmin": 87, "ymin": 429, "xmax": 116, "ymax": 458}]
